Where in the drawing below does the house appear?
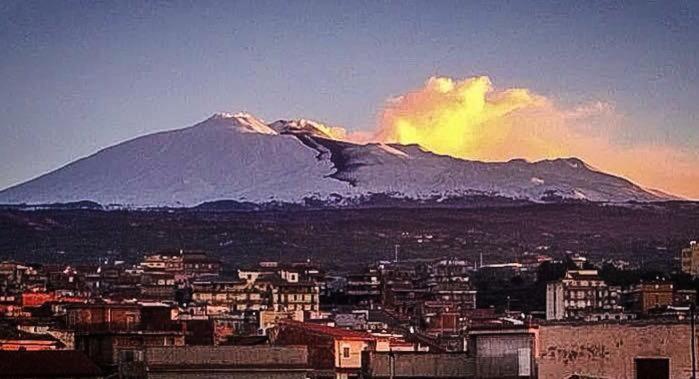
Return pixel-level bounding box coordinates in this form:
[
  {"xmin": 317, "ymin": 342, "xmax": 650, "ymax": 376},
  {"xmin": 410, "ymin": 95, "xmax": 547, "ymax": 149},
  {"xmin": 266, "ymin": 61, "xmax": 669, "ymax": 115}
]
[
  {"xmin": 0, "ymin": 350, "xmax": 102, "ymax": 378},
  {"xmin": 270, "ymin": 320, "xmax": 376, "ymax": 379}
]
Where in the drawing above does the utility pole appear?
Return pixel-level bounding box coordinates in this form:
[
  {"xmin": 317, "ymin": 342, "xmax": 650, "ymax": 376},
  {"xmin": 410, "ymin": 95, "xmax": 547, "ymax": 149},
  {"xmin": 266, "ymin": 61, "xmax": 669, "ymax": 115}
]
[
  {"xmin": 389, "ymin": 349, "xmax": 395, "ymax": 379},
  {"xmin": 692, "ymin": 303, "xmax": 697, "ymax": 379},
  {"xmin": 394, "ymin": 244, "xmax": 400, "ymax": 263}
]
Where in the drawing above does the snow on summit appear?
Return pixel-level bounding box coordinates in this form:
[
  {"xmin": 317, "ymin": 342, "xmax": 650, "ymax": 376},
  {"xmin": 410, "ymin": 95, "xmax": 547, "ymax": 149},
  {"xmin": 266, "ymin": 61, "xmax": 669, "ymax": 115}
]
[
  {"xmin": 204, "ymin": 112, "xmax": 278, "ymax": 135},
  {"xmin": 0, "ymin": 112, "xmax": 671, "ymax": 207}
]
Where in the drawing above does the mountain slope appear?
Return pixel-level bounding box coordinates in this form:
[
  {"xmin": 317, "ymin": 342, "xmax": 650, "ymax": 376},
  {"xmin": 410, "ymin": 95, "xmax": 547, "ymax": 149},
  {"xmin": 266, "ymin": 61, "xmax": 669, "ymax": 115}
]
[
  {"xmin": 0, "ymin": 113, "xmax": 350, "ymax": 206},
  {"xmin": 0, "ymin": 112, "xmax": 670, "ymax": 207}
]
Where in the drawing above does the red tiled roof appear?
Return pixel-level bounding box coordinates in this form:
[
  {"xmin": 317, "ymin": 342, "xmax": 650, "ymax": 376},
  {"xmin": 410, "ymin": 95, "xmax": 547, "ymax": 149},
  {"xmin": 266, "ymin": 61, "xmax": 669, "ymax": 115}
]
[
  {"xmin": 280, "ymin": 320, "xmax": 375, "ymax": 340},
  {"xmin": 0, "ymin": 351, "xmax": 102, "ymax": 377}
]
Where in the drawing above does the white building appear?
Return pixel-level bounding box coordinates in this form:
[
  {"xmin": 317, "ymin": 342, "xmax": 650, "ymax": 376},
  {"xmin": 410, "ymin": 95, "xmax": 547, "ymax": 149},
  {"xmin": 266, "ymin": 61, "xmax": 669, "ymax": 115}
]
[{"xmin": 546, "ymin": 269, "xmax": 621, "ymax": 320}]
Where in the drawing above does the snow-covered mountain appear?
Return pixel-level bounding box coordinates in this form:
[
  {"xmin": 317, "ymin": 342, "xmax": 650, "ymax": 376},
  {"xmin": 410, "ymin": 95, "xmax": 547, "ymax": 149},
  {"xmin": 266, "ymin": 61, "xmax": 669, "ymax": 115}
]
[{"xmin": 0, "ymin": 112, "xmax": 671, "ymax": 207}]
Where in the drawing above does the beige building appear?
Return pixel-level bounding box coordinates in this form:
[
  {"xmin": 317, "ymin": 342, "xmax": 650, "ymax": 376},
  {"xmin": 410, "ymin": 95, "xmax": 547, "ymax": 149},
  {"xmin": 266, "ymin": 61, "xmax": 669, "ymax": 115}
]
[
  {"xmin": 627, "ymin": 282, "xmax": 674, "ymax": 314},
  {"xmin": 270, "ymin": 320, "xmax": 376, "ymax": 379},
  {"xmin": 681, "ymin": 241, "xmax": 699, "ymax": 276},
  {"xmin": 538, "ymin": 321, "xmax": 691, "ymax": 379}
]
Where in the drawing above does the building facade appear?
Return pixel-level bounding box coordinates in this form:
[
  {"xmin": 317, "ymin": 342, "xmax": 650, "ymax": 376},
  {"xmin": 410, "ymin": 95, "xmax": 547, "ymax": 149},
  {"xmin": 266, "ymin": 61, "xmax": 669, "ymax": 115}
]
[
  {"xmin": 681, "ymin": 241, "xmax": 699, "ymax": 276},
  {"xmin": 546, "ymin": 270, "xmax": 621, "ymax": 320}
]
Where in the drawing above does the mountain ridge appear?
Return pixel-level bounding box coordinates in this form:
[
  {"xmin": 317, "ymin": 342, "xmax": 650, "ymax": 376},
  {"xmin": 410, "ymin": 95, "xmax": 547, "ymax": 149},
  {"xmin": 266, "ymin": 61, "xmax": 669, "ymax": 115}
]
[{"xmin": 0, "ymin": 112, "xmax": 673, "ymax": 207}]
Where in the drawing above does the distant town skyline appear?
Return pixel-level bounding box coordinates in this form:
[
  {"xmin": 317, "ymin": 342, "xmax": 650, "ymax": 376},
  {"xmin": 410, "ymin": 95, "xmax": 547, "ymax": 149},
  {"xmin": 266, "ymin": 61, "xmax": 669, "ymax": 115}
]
[{"xmin": 1, "ymin": 1, "xmax": 698, "ymax": 198}]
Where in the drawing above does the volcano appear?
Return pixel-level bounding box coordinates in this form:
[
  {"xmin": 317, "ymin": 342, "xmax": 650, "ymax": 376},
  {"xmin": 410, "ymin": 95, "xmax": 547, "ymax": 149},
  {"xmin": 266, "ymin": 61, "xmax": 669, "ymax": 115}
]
[{"xmin": 0, "ymin": 112, "xmax": 671, "ymax": 207}]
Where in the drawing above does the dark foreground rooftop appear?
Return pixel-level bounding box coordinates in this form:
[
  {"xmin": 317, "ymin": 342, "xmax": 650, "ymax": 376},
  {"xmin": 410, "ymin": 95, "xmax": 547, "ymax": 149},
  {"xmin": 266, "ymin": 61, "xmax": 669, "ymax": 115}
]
[{"xmin": 0, "ymin": 350, "xmax": 102, "ymax": 377}]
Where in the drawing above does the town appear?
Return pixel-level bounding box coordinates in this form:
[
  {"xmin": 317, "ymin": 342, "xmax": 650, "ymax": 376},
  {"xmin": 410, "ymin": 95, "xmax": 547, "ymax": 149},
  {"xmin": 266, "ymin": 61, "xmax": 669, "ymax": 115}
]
[{"xmin": 2, "ymin": 241, "xmax": 699, "ymax": 378}]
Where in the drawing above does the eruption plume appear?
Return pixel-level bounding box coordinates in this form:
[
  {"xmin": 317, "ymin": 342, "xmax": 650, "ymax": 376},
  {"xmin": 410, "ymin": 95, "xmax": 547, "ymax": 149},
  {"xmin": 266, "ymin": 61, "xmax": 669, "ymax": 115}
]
[{"xmin": 367, "ymin": 75, "xmax": 699, "ymax": 199}]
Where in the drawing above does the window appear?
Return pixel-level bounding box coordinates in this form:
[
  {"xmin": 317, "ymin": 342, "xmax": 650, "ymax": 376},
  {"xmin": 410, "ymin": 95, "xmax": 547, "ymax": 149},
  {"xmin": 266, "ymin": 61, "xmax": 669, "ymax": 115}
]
[
  {"xmin": 121, "ymin": 350, "xmax": 135, "ymax": 362},
  {"xmin": 342, "ymin": 346, "xmax": 351, "ymax": 359},
  {"xmin": 635, "ymin": 358, "xmax": 669, "ymax": 379}
]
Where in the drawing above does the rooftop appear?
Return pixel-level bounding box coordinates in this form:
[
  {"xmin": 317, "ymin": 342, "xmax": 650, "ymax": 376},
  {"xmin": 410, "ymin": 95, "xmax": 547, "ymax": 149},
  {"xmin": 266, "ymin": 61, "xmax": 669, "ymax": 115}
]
[
  {"xmin": 145, "ymin": 345, "xmax": 308, "ymax": 369},
  {"xmin": 280, "ymin": 320, "xmax": 375, "ymax": 340},
  {"xmin": 0, "ymin": 351, "xmax": 102, "ymax": 377},
  {"xmin": 0, "ymin": 326, "xmax": 63, "ymax": 343}
]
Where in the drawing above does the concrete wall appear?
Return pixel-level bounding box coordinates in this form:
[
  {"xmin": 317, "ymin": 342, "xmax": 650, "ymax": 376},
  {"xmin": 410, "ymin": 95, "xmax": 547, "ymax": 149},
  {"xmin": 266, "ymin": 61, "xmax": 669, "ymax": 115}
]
[
  {"xmin": 473, "ymin": 333, "xmax": 533, "ymax": 378},
  {"xmin": 538, "ymin": 322, "xmax": 694, "ymax": 379},
  {"xmin": 546, "ymin": 282, "xmax": 564, "ymax": 320},
  {"xmin": 335, "ymin": 339, "xmax": 370, "ymax": 369},
  {"xmin": 145, "ymin": 345, "xmax": 308, "ymax": 367},
  {"xmin": 363, "ymin": 352, "xmax": 475, "ymax": 378},
  {"xmin": 124, "ymin": 346, "xmax": 310, "ymax": 379},
  {"xmin": 474, "ymin": 333, "xmax": 532, "ymax": 358},
  {"xmin": 148, "ymin": 372, "xmax": 307, "ymax": 379}
]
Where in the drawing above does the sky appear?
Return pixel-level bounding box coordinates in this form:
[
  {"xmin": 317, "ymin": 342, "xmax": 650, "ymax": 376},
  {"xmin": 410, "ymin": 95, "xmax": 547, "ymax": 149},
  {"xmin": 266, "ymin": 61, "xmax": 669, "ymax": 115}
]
[{"xmin": 1, "ymin": 0, "xmax": 698, "ymax": 198}]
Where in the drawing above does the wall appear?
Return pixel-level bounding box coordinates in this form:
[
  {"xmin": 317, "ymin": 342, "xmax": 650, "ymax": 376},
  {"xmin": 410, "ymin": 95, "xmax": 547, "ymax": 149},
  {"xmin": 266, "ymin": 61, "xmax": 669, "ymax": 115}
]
[
  {"xmin": 363, "ymin": 351, "xmax": 475, "ymax": 378},
  {"xmin": 469, "ymin": 329, "xmax": 537, "ymax": 378},
  {"xmin": 546, "ymin": 282, "xmax": 563, "ymax": 320},
  {"xmin": 334, "ymin": 339, "xmax": 369, "ymax": 369},
  {"xmin": 538, "ymin": 322, "xmax": 694, "ymax": 379},
  {"xmin": 148, "ymin": 372, "xmax": 306, "ymax": 379},
  {"xmin": 143, "ymin": 346, "xmax": 309, "ymax": 379},
  {"xmin": 270, "ymin": 325, "xmax": 335, "ymax": 369}
]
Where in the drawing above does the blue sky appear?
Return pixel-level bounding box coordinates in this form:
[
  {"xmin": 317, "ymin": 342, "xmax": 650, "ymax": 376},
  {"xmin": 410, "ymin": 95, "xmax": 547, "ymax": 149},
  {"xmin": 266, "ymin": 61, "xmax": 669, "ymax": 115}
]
[{"xmin": 1, "ymin": 0, "xmax": 698, "ymax": 190}]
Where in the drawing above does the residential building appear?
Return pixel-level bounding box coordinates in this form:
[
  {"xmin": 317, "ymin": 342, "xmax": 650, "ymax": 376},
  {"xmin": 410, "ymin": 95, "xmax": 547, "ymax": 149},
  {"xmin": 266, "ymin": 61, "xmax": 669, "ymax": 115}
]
[
  {"xmin": 140, "ymin": 253, "xmax": 184, "ymax": 276},
  {"xmin": 66, "ymin": 303, "xmax": 141, "ymax": 332},
  {"xmin": 270, "ymin": 320, "xmax": 377, "ymax": 379},
  {"xmin": 139, "ymin": 272, "xmax": 176, "ymax": 301},
  {"xmin": 346, "ymin": 269, "xmax": 382, "ymax": 306},
  {"xmin": 190, "ymin": 279, "xmax": 267, "ymax": 311},
  {"xmin": 673, "ymin": 288, "xmax": 697, "ymax": 307},
  {"xmin": 681, "ymin": 241, "xmax": 699, "ymax": 276},
  {"xmin": 627, "ymin": 282, "xmax": 674, "ymax": 314},
  {"xmin": 140, "ymin": 250, "xmax": 221, "ymax": 280},
  {"xmin": 259, "ymin": 309, "xmax": 305, "ymax": 332},
  {"xmin": 271, "ymin": 279, "xmax": 320, "ymax": 312},
  {"xmin": 182, "ymin": 251, "xmax": 222, "ymax": 278},
  {"xmin": 476, "ymin": 263, "xmax": 523, "ymax": 283},
  {"xmin": 546, "ymin": 269, "xmax": 621, "ymax": 320}
]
